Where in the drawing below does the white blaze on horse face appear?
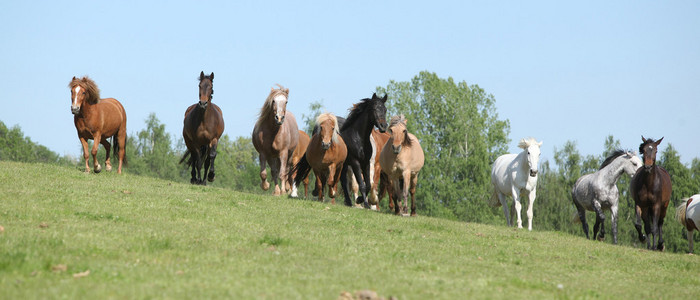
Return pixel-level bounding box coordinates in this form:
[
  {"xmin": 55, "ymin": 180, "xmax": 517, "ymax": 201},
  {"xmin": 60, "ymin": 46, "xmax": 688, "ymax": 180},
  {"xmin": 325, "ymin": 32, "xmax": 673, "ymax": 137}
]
[
  {"xmin": 273, "ymin": 94, "xmax": 288, "ymax": 123},
  {"xmin": 72, "ymin": 86, "xmax": 81, "ymax": 107}
]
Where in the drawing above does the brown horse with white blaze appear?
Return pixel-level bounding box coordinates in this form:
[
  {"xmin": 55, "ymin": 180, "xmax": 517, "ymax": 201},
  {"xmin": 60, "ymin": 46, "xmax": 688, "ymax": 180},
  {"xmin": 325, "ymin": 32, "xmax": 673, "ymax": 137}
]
[
  {"xmin": 380, "ymin": 115, "xmax": 424, "ymax": 216},
  {"xmin": 252, "ymin": 84, "xmax": 299, "ymax": 195},
  {"xmin": 181, "ymin": 71, "xmax": 224, "ymax": 185},
  {"xmin": 292, "ymin": 113, "xmax": 347, "ymax": 204},
  {"xmin": 69, "ymin": 76, "xmax": 127, "ymax": 174}
]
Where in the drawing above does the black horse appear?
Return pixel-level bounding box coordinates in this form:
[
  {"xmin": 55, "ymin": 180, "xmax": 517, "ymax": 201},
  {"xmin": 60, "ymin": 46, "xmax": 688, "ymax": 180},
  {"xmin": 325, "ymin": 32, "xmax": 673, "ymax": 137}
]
[{"xmin": 338, "ymin": 93, "xmax": 388, "ymax": 207}]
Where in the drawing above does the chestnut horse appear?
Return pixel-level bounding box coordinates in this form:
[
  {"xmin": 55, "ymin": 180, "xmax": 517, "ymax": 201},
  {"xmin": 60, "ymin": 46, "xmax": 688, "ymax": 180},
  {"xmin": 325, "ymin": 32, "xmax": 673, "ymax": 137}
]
[
  {"xmin": 292, "ymin": 113, "xmax": 347, "ymax": 204},
  {"xmin": 631, "ymin": 136, "xmax": 672, "ymax": 251},
  {"xmin": 181, "ymin": 71, "xmax": 225, "ymax": 185},
  {"xmin": 289, "ymin": 130, "xmax": 310, "ymax": 198},
  {"xmin": 252, "ymin": 84, "xmax": 299, "ymax": 195},
  {"xmin": 379, "ymin": 115, "xmax": 424, "ymax": 216},
  {"xmin": 69, "ymin": 76, "xmax": 127, "ymax": 174}
]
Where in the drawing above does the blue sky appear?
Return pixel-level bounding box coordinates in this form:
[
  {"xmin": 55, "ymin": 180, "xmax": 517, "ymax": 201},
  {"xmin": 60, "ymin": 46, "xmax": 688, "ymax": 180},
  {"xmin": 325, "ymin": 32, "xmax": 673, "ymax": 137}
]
[{"xmin": 1, "ymin": 1, "xmax": 698, "ymax": 164}]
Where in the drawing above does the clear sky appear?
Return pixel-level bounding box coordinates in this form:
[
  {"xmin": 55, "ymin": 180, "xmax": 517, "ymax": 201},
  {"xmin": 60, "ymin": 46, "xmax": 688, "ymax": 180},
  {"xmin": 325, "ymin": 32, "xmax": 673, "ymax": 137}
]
[{"xmin": 1, "ymin": 1, "xmax": 698, "ymax": 164}]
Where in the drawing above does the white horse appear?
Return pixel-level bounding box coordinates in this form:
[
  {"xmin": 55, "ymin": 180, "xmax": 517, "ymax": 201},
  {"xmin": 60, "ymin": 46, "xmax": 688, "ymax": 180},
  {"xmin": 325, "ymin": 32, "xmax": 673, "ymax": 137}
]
[
  {"xmin": 676, "ymin": 194, "xmax": 700, "ymax": 254},
  {"xmin": 572, "ymin": 150, "xmax": 642, "ymax": 244},
  {"xmin": 489, "ymin": 138, "xmax": 542, "ymax": 231}
]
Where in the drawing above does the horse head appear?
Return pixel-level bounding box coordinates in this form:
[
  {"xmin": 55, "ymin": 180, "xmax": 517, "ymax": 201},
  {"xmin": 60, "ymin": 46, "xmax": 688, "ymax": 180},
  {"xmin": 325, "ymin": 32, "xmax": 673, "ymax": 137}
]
[
  {"xmin": 198, "ymin": 71, "xmax": 214, "ymax": 109},
  {"xmin": 370, "ymin": 93, "xmax": 388, "ymax": 133},
  {"xmin": 317, "ymin": 113, "xmax": 339, "ymax": 150},
  {"xmin": 69, "ymin": 76, "xmax": 100, "ymax": 115},
  {"xmin": 518, "ymin": 138, "xmax": 542, "ymax": 177},
  {"xmin": 623, "ymin": 151, "xmax": 643, "ymax": 177},
  {"xmin": 270, "ymin": 85, "xmax": 289, "ymax": 125},
  {"xmin": 388, "ymin": 115, "xmax": 409, "ymax": 154},
  {"xmin": 640, "ymin": 136, "xmax": 663, "ymax": 172}
]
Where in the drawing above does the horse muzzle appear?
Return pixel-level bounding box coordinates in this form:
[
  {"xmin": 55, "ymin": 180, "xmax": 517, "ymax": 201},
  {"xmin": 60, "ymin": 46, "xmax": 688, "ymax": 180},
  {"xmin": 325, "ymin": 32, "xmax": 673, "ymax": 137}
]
[
  {"xmin": 392, "ymin": 145, "xmax": 402, "ymax": 154},
  {"xmin": 529, "ymin": 170, "xmax": 538, "ymax": 177},
  {"xmin": 377, "ymin": 121, "xmax": 388, "ymax": 133},
  {"xmin": 71, "ymin": 106, "xmax": 80, "ymax": 114},
  {"xmin": 275, "ymin": 115, "xmax": 285, "ymax": 125},
  {"xmin": 198, "ymin": 101, "xmax": 208, "ymax": 109},
  {"xmin": 321, "ymin": 141, "xmax": 331, "ymax": 150}
]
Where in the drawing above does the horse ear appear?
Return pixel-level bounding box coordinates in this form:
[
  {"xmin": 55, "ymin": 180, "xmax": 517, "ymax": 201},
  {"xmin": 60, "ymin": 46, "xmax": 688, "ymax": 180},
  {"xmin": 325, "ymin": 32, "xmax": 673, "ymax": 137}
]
[
  {"xmin": 200, "ymin": 71, "xmax": 205, "ymax": 81},
  {"xmin": 538, "ymin": 141, "xmax": 543, "ymax": 147},
  {"xmin": 285, "ymin": 88, "xmax": 290, "ymax": 95},
  {"xmin": 641, "ymin": 135, "xmax": 647, "ymax": 142},
  {"xmin": 210, "ymin": 72, "xmax": 214, "ymax": 81},
  {"xmin": 72, "ymin": 76, "xmax": 76, "ymax": 81},
  {"xmin": 655, "ymin": 137, "xmax": 664, "ymax": 145},
  {"xmin": 372, "ymin": 92, "xmax": 378, "ymax": 99},
  {"xmin": 382, "ymin": 94, "xmax": 388, "ymax": 102}
]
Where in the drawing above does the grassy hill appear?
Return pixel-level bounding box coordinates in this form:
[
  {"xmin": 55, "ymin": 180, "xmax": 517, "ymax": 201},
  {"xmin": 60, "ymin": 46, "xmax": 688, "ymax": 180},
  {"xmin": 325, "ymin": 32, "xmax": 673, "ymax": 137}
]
[{"xmin": 0, "ymin": 161, "xmax": 698, "ymax": 299}]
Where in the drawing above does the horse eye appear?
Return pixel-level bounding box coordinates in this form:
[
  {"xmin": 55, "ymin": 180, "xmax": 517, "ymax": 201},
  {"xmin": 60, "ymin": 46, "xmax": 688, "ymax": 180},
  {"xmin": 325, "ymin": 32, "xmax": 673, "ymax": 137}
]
[{"xmin": 82, "ymin": 92, "xmax": 86, "ymax": 95}]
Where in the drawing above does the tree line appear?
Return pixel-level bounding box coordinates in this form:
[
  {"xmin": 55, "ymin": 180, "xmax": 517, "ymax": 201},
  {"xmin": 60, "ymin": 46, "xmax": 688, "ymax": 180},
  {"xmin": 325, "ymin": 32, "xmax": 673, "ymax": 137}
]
[{"xmin": 1, "ymin": 71, "xmax": 698, "ymax": 253}]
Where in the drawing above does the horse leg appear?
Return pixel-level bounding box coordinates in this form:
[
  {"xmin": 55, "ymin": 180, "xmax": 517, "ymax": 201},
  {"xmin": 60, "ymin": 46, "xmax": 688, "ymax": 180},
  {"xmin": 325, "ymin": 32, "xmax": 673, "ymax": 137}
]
[
  {"xmin": 511, "ymin": 188, "xmax": 523, "ymax": 228},
  {"xmin": 642, "ymin": 209, "xmax": 652, "ymax": 249},
  {"xmin": 592, "ymin": 201, "xmax": 605, "ymax": 241},
  {"xmin": 392, "ymin": 178, "xmax": 402, "ymax": 215},
  {"xmin": 196, "ymin": 150, "xmax": 206, "ymax": 185},
  {"xmin": 497, "ymin": 193, "xmax": 510, "ymax": 227},
  {"xmin": 207, "ymin": 139, "xmax": 218, "ymax": 182},
  {"xmin": 634, "ymin": 205, "xmax": 647, "ymax": 243},
  {"xmin": 100, "ymin": 137, "xmax": 112, "ymax": 172},
  {"xmin": 117, "ymin": 127, "xmax": 126, "ymax": 174},
  {"xmin": 611, "ymin": 205, "xmax": 619, "ymax": 244},
  {"xmin": 655, "ymin": 207, "xmax": 665, "ymax": 251},
  {"xmin": 258, "ymin": 154, "xmax": 270, "ymax": 191},
  {"xmin": 339, "ymin": 163, "xmax": 353, "ymax": 206},
  {"xmin": 202, "ymin": 148, "xmax": 211, "ymax": 185},
  {"xmin": 80, "ymin": 137, "xmax": 90, "ymax": 173},
  {"xmin": 303, "ymin": 176, "xmax": 309, "ymax": 198},
  {"xmin": 409, "ymin": 173, "xmax": 418, "ymax": 216},
  {"xmin": 278, "ymin": 152, "xmax": 289, "ymax": 195},
  {"xmin": 572, "ymin": 197, "xmax": 589, "ymax": 239},
  {"xmin": 688, "ymin": 230, "xmax": 694, "ymax": 254},
  {"xmin": 91, "ymin": 133, "xmax": 102, "ymax": 173},
  {"xmin": 526, "ymin": 188, "xmax": 536, "ymax": 231},
  {"xmin": 270, "ymin": 158, "xmax": 281, "ymax": 195},
  {"xmin": 360, "ymin": 161, "xmax": 372, "ymax": 208},
  {"xmin": 328, "ymin": 165, "xmax": 342, "ymax": 205}
]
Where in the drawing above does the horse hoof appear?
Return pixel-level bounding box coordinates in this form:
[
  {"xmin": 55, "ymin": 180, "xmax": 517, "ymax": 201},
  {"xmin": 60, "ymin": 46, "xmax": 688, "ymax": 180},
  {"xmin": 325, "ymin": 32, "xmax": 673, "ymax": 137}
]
[
  {"xmin": 94, "ymin": 165, "xmax": 102, "ymax": 174},
  {"xmin": 311, "ymin": 189, "xmax": 319, "ymax": 197},
  {"xmin": 208, "ymin": 172, "xmax": 215, "ymax": 182},
  {"xmin": 105, "ymin": 164, "xmax": 112, "ymax": 172},
  {"xmin": 410, "ymin": 212, "xmax": 417, "ymax": 217},
  {"xmin": 191, "ymin": 178, "xmax": 197, "ymax": 184},
  {"xmin": 355, "ymin": 196, "xmax": 365, "ymax": 204},
  {"xmin": 262, "ymin": 181, "xmax": 270, "ymax": 191},
  {"xmin": 639, "ymin": 235, "xmax": 647, "ymax": 243}
]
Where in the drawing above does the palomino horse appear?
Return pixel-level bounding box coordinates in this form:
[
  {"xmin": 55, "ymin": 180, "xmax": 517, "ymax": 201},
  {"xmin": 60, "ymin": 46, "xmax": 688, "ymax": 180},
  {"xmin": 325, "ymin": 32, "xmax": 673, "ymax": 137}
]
[
  {"xmin": 292, "ymin": 113, "xmax": 347, "ymax": 204},
  {"xmin": 69, "ymin": 76, "xmax": 127, "ymax": 174},
  {"xmin": 181, "ymin": 72, "xmax": 225, "ymax": 185},
  {"xmin": 675, "ymin": 194, "xmax": 700, "ymax": 254},
  {"xmin": 572, "ymin": 150, "xmax": 642, "ymax": 244},
  {"xmin": 631, "ymin": 136, "xmax": 672, "ymax": 250},
  {"xmin": 379, "ymin": 115, "xmax": 424, "ymax": 216},
  {"xmin": 289, "ymin": 130, "xmax": 310, "ymax": 198},
  {"xmin": 252, "ymin": 84, "xmax": 299, "ymax": 195},
  {"xmin": 489, "ymin": 138, "xmax": 542, "ymax": 230},
  {"xmin": 339, "ymin": 93, "xmax": 388, "ymax": 207}
]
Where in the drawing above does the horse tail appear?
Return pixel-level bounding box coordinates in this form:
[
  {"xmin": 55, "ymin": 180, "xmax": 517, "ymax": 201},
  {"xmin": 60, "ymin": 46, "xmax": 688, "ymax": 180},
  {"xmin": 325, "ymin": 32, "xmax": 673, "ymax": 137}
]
[
  {"xmin": 676, "ymin": 198, "xmax": 689, "ymax": 228},
  {"xmin": 291, "ymin": 154, "xmax": 312, "ymax": 187},
  {"xmin": 113, "ymin": 134, "xmax": 128, "ymax": 167},
  {"xmin": 487, "ymin": 189, "xmax": 502, "ymax": 207},
  {"xmin": 179, "ymin": 149, "xmax": 193, "ymax": 167}
]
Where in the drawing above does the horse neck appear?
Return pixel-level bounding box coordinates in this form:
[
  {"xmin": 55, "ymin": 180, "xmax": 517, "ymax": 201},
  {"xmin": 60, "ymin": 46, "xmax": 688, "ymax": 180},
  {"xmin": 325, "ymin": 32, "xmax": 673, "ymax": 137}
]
[
  {"xmin": 349, "ymin": 112, "xmax": 374, "ymax": 140},
  {"xmin": 77, "ymin": 100, "xmax": 98, "ymax": 118},
  {"xmin": 598, "ymin": 158, "xmax": 627, "ymax": 187},
  {"xmin": 516, "ymin": 151, "xmax": 529, "ymax": 171}
]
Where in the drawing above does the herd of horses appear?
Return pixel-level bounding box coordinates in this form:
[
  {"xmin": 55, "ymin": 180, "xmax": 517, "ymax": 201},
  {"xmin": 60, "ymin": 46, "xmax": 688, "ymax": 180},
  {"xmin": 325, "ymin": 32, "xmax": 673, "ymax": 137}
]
[{"xmin": 67, "ymin": 74, "xmax": 699, "ymax": 253}]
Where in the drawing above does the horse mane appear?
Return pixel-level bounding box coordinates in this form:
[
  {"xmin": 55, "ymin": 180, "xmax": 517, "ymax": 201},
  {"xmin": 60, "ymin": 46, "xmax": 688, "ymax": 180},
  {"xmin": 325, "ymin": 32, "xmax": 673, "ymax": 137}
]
[
  {"xmin": 389, "ymin": 114, "xmax": 413, "ymax": 146},
  {"xmin": 341, "ymin": 97, "xmax": 376, "ymax": 131},
  {"xmin": 68, "ymin": 76, "xmax": 101, "ymax": 104},
  {"xmin": 316, "ymin": 112, "xmax": 340, "ymax": 143},
  {"xmin": 599, "ymin": 149, "xmax": 628, "ymax": 170},
  {"xmin": 255, "ymin": 84, "xmax": 289, "ymax": 129},
  {"xmin": 517, "ymin": 137, "xmax": 539, "ymax": 150},
  {"xmin": 639, "ymin": 137, "xmax": 658, "ymax": 154}
]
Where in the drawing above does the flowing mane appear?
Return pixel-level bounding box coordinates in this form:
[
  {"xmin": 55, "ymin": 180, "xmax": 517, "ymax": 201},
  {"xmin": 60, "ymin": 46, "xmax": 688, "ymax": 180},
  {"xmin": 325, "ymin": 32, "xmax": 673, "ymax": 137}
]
[
  {"xmin": 255, "ymin": 84, "xmax": 289, "ymax": 129},
  {"xmin": 316, "ymin": 112, "xmax": 340, "ymax": 142},
  {"xmin": 68, "ymin": 76, "xmax": 101, "ymax": 104},
  {"xmin": 389, "ymin": 114, "xmax": 413, "ymax": 145},
  {"xmin": 599, "ymin": 149, "xmax": 628, "ymax": 170},
  {"xmin": 341, "ymin": 97, "xmax": 376, "ymax": 131},
  {"xmin": 517, "ymin": 137, "xmax": 539, "ymax": 150}
]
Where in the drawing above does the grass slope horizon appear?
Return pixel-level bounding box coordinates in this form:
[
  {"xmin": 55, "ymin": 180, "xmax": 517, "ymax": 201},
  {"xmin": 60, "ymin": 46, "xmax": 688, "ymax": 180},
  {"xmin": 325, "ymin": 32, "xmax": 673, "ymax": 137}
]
[{"xmin": 1, "ymin": 161, "xmax": 698, "ymax": 299}]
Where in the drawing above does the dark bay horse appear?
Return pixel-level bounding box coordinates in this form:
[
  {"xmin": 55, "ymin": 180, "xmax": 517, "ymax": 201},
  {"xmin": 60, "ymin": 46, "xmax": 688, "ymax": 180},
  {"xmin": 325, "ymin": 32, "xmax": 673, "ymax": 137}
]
[
  {"xmin": 252, "ymin": 84, "xmax": 299, "ymax": 195},
  {"xmin": 69, "ymin": 76, "xmax": 127, "ymax": 174},
  {"xmin": 339, "ymin": 93, "xmax": 388, "ymax": 207},
  {"xmin": 631, "ymin": 136, "xmax": 672, "ymax": 250},
  {"xmin": 181, "ymin": 71, "xmax": 225, "ymax": 185},
  {"xmin": 292, "ymin": 113, "xmax": 347, "ymax": 204}
]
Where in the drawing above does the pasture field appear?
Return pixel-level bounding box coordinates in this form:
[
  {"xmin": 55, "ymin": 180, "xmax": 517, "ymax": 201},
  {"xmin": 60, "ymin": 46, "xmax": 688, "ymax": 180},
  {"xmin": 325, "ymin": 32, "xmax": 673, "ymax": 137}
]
[{"xmin": 0, "ymin": 161, "xmax": 698, "ymax": 299}]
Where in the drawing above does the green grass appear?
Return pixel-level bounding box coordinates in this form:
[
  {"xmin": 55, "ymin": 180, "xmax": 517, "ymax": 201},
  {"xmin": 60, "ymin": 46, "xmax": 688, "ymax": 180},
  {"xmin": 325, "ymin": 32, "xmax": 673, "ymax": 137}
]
[{"xmin": 0, "ymin": 161, "xmax": 698, "ymax": 299}]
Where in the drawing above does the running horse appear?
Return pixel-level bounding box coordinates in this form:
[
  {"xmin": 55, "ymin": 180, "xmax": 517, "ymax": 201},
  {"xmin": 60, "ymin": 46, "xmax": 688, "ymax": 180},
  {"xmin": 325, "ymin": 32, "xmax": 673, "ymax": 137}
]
[
  {"xmin": 379, "ymin": 115, "xmax": 424, "ymax": 216},
  {"xmin": 676, "ymin": 194, "xmax": 700, "ymax": 254},
  {"xmin": 289, "ymin": 130, "xmax": 310, "ymax": 198},
  {"xmin": 292, "ymin": 113, "xmax": 347, "ymax": 204},
  {"xmin": 339, "ymin": 93, "xmax": 388, "ymax": 207},
  {"xmin": 69, "ymin": 76, "xmax": 127, "ymax": 174},
  {"xmin": 252, "ymin": 84, "xmax": 299, "ymax": 195},
  {"xmin": 181, "ymin": 71, "xmax": 225, "ymax": 185},
  {"xmin": 631, "ymin": 136, "xmax": 672, "ymax": 250}
]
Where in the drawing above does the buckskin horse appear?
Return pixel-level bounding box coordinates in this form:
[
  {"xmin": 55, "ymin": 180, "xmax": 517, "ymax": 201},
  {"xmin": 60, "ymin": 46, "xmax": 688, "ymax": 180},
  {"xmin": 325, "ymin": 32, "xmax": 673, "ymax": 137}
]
[{"xmin": 69, "ymin": 76, "xmax": 127, "ymax": 174}]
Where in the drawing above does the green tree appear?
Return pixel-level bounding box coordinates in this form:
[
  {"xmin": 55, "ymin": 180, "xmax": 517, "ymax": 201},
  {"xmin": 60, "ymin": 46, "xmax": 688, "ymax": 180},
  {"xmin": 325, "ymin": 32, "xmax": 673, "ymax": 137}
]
[
  {"xmin": 376, "ymin": 71, "xmax": 510, "ymax": 222},
  {"xmin": 300, "ymin": 100, "xmax": 324, "ymax": 135},
  {"xmin": 125, "ymin": 113, "xmax": 183, "ymax": 180}
]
